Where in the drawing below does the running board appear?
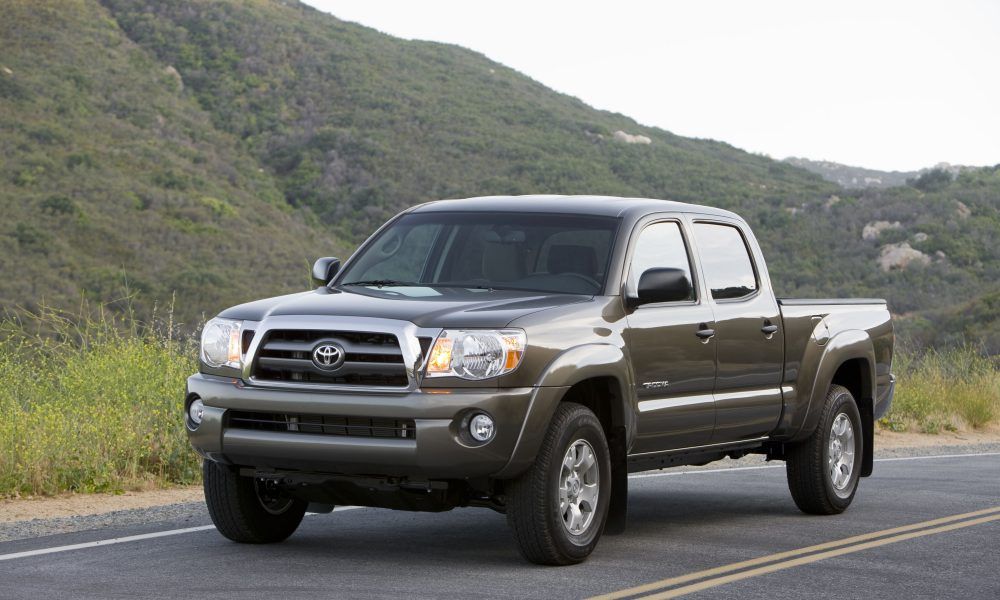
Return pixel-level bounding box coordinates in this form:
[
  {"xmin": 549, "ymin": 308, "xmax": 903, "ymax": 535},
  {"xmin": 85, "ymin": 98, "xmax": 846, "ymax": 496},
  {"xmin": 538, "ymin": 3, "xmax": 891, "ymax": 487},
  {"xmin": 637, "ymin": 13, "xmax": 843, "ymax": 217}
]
[{"xmin": 626, "ymin": 438, "xmax": 768, "ymax": 474}]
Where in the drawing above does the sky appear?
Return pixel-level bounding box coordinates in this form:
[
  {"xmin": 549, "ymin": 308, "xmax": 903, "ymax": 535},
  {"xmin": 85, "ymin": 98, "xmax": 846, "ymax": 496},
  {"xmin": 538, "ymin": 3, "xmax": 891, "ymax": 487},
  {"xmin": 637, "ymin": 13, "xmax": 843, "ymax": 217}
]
[{"xmin": 303, "ymin": 0, "xmax": 999, "ymax": 172}]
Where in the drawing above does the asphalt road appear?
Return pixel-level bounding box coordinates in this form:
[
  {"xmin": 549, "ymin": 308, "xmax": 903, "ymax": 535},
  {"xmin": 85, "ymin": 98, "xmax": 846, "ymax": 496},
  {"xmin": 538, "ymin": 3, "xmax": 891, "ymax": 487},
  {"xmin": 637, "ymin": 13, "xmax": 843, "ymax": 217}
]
[{"xmin": 1, "ymin": 452, "xmax": 998, "ymax": 600}]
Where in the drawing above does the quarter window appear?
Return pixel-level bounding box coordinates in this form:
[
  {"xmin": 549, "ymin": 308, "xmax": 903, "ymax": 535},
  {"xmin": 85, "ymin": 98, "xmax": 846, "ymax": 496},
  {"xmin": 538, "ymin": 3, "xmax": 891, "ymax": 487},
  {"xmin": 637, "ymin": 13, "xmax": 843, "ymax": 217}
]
[
  {"xmin": 692, "ymin": 223, "xmax": 758, "ymax": 300},
  {"xmin": 628, "ymin": 222, "xmax": 695, "ymax": 301}
]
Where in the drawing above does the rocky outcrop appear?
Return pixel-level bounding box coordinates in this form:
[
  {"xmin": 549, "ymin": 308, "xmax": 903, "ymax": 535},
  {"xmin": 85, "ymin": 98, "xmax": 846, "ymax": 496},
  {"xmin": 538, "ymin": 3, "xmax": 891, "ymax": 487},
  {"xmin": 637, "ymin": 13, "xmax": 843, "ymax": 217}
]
[
  {"xmin": 877, "ymin": 242, "xmax": 931, "ymax": 271},
  {"xmin": 612, "ymin": 130, "xmax": 652, "ymax": 145},
  {"xmin": 862, "ymin": 221, "xmax": 902, "ymax": 241},
  {"xmin": 164, "ymin": 65, "xmax": 183, "ymax": 91}
]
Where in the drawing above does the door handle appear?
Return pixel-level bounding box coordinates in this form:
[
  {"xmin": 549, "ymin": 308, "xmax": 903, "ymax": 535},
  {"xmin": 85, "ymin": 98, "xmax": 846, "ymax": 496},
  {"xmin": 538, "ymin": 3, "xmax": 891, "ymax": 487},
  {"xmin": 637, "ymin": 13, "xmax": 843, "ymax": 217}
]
[
  {"xmin": 761, "ymin": 323, "xmax": 778, "ymax": 335},
  {"xmin": 695, "ymin": 326, "xmax": 716, "ymax": 339}
]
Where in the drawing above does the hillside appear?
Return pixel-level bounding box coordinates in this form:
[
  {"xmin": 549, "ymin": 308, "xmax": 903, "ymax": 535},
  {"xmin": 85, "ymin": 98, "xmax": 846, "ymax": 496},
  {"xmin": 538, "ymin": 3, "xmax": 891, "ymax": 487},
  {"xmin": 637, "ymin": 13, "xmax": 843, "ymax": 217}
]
[
  {"xmin": 1, "ymin": 0, "xmax": 997, "ymax": 351},
  {"xmin": 0, "ymin": 0, "xmax": 343, "ymax": 325},
  {"xmin": 101, "ymin": 0, "xmax": 837, "ymax": 238}
]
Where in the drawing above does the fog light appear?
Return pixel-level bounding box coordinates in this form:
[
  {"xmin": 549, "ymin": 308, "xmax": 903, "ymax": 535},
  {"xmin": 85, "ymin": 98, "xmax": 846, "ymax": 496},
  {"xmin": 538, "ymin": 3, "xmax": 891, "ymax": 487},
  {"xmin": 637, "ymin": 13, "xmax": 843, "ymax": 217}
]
[
  {"xmin": 469, "ymin": 413, "xmax": 495, "ymax": 443},
  {"xmin": 188, "ymin": 398, "xmax": 204, "ymax": 426}
]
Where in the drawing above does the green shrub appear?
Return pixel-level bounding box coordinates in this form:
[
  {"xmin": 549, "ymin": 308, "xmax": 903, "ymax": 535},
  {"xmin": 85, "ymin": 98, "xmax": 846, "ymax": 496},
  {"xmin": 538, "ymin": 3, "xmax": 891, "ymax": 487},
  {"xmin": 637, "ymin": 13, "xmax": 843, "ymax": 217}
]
[
  {"xmin": 0, "ymin": 305, "xmax": 199, "ymax": 497},
  {"xmin": 885, "ymin": 346, "xmax": 999, "ymax": 432}
]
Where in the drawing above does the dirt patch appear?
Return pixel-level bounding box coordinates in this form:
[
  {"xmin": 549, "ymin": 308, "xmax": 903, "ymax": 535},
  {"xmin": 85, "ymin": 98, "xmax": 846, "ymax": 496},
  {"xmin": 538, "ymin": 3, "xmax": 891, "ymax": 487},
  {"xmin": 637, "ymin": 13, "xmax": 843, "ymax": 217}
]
[
  {"xmin": 0, "ymin": 486, "xmax": 203, "ymax": 523},
  {"xmin": 875, "ymin": 426, "xmax": 1000, "ymax": 449}
]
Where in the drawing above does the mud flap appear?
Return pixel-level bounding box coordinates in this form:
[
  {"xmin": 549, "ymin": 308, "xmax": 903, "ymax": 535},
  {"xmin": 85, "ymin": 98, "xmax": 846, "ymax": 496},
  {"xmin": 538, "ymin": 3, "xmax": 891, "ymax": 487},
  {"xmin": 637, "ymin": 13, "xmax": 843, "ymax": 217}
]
[
  {"xmin": 860, "ymin": 399, "xmax": 874, "ymax": 477},
  {"xmin": 604, "ymin": 426, "xmax": 628, "ymax": 535}
]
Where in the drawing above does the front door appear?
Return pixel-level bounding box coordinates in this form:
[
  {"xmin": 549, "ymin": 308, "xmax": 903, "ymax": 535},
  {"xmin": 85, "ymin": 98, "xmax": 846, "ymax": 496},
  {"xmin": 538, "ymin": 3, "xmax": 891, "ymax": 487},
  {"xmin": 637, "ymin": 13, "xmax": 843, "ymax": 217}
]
[{"xmin": 624, "ymin": 219, "xmax": 718, "ymax": 453}]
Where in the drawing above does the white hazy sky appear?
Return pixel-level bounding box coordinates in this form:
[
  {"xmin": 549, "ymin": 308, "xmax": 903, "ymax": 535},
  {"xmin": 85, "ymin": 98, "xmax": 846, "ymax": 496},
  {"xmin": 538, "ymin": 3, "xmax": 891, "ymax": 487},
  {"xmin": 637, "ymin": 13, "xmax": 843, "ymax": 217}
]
[{"xmin": 304, "ymin": 0, "xmax": 1000, "ymax": 172}]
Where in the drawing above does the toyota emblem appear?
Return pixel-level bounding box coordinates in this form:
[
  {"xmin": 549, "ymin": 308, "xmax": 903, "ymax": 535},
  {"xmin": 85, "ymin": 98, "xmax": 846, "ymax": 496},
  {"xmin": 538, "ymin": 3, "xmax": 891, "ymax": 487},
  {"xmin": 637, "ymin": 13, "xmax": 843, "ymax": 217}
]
[{"xmin": 312, "ymin": 343, "xmax": 345, "ymax": 370}]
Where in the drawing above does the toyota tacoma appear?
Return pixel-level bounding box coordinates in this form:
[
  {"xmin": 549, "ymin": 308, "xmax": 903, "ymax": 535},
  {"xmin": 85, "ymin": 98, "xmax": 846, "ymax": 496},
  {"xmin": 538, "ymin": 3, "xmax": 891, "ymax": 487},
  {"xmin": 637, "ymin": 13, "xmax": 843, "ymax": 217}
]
[{"xmin": 186, "ymin": 195, "xmax": 895, "ymax": 565}]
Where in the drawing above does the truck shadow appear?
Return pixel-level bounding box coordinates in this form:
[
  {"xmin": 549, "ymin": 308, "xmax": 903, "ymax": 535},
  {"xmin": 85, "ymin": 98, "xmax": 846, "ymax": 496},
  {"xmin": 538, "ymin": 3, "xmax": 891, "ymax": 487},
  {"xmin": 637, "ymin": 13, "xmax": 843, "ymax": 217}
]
[{"xmin": 254, "ymin": 484, "xmax": 808, "ymax": 568}]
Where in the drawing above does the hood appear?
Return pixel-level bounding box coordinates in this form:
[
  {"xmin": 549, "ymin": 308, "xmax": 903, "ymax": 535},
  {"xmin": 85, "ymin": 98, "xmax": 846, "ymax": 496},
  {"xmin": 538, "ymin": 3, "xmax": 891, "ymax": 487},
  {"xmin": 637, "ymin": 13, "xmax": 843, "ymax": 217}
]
[{"xmin": 217, "ymin": 285, "xmax": 592, "ymax": 329}]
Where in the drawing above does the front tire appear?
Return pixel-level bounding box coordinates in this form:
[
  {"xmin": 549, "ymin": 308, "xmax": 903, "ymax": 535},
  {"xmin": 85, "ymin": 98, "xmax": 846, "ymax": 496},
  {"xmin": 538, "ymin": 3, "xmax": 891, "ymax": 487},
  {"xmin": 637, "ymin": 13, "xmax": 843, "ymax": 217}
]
[
  {"xmin": 786, "ymin": 385, "xmax": 863, "ymax": 515},
  {"xmin": 203, "ymin": 461, "xmax": 308, "ymax": 543},
  {"xmin": 506, "ymin": 403, "xmax": 612, "ymax": 565}
]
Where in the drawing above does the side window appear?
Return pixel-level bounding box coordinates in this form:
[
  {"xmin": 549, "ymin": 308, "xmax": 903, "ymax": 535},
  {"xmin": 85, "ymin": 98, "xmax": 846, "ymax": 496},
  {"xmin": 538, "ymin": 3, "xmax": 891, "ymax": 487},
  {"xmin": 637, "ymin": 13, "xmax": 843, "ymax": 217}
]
[
  {"xmin": 628, "ymin": 222, "xmax": 695, "ymax": 301},
  {"xmin": 692, "ymin": 223, "xmax": 758, "ymax": 300}
]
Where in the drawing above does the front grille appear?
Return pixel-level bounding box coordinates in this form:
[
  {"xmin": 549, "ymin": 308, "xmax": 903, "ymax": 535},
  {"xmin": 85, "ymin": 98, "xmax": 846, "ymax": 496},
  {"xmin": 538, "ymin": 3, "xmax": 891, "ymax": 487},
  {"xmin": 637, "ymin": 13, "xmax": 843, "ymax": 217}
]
[
  {"xmin": 251, "ymin": 329, "xmax": 408, "ymax": 387},
  {"xmin": 228, "ymin": 411, "xmax": 416, "ymax": 439}
]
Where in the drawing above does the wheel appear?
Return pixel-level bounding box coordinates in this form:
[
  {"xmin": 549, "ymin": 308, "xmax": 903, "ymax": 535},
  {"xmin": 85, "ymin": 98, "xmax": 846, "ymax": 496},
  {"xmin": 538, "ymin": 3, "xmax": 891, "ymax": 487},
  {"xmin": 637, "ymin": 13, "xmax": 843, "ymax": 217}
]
[
  {"xmin": 203, "ymin": 460, "xmax": 308, "ymax": 543},
  {"xmin": 506, "ymin": 402, "xmax": 612, "ymax": 565},
  {"xmin": 786, "ymin": 384, "xmax": 863, "ymax": 515}
]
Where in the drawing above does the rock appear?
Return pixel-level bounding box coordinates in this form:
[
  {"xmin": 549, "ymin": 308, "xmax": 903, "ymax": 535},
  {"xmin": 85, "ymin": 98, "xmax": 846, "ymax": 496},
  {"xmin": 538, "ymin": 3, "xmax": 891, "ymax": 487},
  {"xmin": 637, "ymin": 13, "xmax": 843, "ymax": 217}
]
[
  {"xmin": 955, "ymin": 201, "xmax": 971, "ymax": 219},
  {"xmin": 877, "ymin": 242, "xmax": 931, "ymax": 272},
  {"xmin": 164, "ymin": 65, "xmax": 183, "ymax": 91},
  {"xmin": 862, "ymin": 220, "xmax": 902, "ymax": 241},
  {"xmin": 1, "ymin": 66, "xmax": 12, "ymax": 76},
  {"xmin": 612, "ymin": 130, "xmax": 652, "ymax": 145},
  {"xmin": 913, "ymin": 232, "xmax": 929, "ymax": 243},
  {"xmin": 934, "ymin": 250, "xmax": 947, "ymax": 261},
  {"xmin": 823, "ymin": 195, "xmax": 841, "ymax": 209}
]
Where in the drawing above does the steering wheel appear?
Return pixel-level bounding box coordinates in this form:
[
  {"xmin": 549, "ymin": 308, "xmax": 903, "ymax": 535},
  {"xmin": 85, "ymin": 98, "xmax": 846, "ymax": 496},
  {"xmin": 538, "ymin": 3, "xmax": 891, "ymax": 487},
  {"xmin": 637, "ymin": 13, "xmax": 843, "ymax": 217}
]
[{"xmin": 558, "ymin": 272, "xmax": 601, "ymax": 290}]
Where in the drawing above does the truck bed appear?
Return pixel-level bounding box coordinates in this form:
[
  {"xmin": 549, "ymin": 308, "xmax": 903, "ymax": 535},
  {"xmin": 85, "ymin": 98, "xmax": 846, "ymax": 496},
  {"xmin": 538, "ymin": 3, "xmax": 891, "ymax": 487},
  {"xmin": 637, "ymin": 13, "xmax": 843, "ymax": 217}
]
[
  {"xmin": 774, "ymin": 297, "xmax": 894, "ymax": 440},
  {"xmin": 777, "ymin": 298, "xmax": 887, "ymax": 306}
]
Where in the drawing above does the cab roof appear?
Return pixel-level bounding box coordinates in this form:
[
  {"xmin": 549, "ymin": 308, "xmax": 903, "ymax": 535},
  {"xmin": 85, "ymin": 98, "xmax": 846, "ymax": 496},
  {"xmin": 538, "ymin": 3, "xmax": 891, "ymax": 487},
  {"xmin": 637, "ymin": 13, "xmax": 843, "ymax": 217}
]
[{"xmin": 409, "ymin": 195, "xmax": 741, "ymax": 221}]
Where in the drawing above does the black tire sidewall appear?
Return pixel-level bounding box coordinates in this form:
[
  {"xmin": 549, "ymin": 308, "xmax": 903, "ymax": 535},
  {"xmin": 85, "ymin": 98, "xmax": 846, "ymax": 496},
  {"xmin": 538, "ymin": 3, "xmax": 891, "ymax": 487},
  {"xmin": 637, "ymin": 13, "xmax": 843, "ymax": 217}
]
[
  {"xmin": 203, "ymin": 461, "xmax": 307, "ymax": 543},
  {"xmin": 545, "ymin": 409, "xmax": 611, "ymax": 560},
  {"xmin": 822, "ymin": 391, "xmax": 863, "ymax": 508}
]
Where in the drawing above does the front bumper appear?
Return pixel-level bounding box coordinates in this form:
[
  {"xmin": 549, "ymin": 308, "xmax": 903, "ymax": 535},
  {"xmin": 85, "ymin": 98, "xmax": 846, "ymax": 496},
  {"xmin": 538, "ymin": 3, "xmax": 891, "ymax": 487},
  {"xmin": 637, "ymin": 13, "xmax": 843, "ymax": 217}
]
[{"xmin": 186, "ymin": 374, "xmax": 565, "ymax": 479}]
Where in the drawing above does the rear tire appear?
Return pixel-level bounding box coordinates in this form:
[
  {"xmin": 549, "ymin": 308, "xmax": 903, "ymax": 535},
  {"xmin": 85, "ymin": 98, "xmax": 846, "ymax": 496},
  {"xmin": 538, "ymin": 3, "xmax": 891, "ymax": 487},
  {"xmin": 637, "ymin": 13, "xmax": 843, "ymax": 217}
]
[
  {"xmin": 203, "ymin": 461, "xmax": 307, "ymax": 543},
  {"xmin": 786, "ymin": 385, "xmax": 863, "ymax": 515},
  {"xmin": 506, "ymin": 403, "xmax": 611, "ymax": 565}
]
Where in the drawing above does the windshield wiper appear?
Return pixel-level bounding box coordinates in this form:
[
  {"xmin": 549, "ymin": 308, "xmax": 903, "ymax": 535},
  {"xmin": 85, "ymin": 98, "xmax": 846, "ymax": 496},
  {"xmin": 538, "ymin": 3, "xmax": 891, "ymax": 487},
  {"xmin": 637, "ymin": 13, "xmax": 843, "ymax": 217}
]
[
  {"xmin": 429, "ymin": 281, "xmax": 502, "ymax": 290},
  {"xmin": 341, "ymin": 279, "xmax": 418, "ymax": 288}
]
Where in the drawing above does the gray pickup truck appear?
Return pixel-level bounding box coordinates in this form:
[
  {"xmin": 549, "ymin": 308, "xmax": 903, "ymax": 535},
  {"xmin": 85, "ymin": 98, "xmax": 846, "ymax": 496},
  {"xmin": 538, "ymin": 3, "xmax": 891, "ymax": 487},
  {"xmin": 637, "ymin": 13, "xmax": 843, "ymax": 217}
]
[{"xmin": 186, "ymin": 195, "xmax": 894, "ymax": 565}]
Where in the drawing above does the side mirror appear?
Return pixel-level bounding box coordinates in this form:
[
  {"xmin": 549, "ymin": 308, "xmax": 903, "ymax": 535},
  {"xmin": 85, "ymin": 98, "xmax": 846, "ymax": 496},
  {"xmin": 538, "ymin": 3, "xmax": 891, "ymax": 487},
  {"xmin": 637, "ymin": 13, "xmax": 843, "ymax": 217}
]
[
  {"xmin": 311, "ymin": 257, "xmax": 341, "ymax": 287},
  {"xmin": 630, "ymin": 268, "xmax": 693, "ymax": 307}
]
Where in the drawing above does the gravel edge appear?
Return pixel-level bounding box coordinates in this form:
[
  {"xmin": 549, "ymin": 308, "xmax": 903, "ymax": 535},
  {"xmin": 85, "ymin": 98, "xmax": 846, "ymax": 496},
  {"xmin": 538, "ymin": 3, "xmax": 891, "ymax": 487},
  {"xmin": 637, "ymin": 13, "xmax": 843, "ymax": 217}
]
[{"xmin": 0, "ymin": 502, "xmax": 209, "ymax": 543}]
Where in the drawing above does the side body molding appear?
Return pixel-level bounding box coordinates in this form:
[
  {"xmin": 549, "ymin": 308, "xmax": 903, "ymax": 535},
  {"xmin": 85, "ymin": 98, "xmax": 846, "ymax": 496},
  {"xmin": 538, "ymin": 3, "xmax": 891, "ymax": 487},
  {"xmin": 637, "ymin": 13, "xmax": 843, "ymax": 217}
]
[{"xmin": 492, "ymin": 344, "xmax": 635, "ymax": 478}]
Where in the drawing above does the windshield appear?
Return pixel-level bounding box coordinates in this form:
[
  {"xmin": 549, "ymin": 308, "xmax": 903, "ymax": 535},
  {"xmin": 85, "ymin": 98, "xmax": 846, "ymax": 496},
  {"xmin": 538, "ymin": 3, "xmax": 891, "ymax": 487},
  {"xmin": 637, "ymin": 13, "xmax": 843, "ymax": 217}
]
[{"xmin": 338, "ymin": 212, "xmax": 621, "ymax": 295}]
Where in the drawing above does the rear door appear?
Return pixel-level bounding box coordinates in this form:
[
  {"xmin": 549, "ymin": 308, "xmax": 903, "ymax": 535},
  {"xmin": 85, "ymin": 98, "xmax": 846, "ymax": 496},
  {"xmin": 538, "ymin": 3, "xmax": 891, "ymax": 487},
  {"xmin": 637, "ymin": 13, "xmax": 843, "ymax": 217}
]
[
  {"xmin": 689, "ymin": 219, "xmax": 783, "ymax": 443},
  {"xmin": 623, "ymin": 217, "xmax": 718, "ymax": 453}
]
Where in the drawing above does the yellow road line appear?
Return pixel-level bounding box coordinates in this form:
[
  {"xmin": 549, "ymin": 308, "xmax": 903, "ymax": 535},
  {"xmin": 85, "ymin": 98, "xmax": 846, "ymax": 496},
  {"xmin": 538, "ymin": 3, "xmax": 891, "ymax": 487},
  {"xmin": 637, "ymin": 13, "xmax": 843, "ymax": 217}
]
[
  {"xmin": 589, "ymin": 506, "xmax": 1000, "ymax": 600},
  {"xmin": 639, "ymin": 514, "xmax": 1000, "ymax": 599}
]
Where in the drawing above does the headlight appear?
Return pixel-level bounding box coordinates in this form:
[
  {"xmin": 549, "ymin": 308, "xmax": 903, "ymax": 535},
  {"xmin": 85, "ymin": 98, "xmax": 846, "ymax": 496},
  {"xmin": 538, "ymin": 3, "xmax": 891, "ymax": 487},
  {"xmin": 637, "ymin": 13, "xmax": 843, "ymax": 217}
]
[
  {"xmin": 201, "ymin": 317, "xmax": 243, "ymax": 369},
  {"xmin": 425, "ymin": 329, "xmax": 526, "ymax": 380}
]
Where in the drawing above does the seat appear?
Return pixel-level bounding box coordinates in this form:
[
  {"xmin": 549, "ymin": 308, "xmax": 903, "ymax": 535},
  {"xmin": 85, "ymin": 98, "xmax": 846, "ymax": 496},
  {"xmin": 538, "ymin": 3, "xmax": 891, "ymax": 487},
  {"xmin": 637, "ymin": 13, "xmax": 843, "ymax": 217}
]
[{"xmin": 482, "ymin": 241, "xmax": 524, "ymax": 281}]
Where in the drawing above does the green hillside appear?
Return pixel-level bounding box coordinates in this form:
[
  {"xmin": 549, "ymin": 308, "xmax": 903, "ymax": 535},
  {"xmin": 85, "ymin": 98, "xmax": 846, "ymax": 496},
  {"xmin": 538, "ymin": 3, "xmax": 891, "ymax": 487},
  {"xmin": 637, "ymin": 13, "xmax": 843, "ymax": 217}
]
[
  {"xmin": 0, "ymin": 0, "xmax": 341, "ymax": 325},
  {"xmin": 100, "ymin": 0, "xmax": 837, "ymax": 236},
  {"xmin": 1, "ymin": 0, "xmax": 997, "ymax": 350}
]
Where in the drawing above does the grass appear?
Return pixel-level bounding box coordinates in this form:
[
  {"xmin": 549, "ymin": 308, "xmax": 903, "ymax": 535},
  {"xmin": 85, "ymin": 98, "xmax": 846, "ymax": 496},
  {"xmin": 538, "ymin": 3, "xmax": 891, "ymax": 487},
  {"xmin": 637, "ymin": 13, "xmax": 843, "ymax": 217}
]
[
  {"xmin": 880, "ymin": 346, "xmax": 1000, "ymax": 434},
  {"xmin": 0, "ymin": 306, "xmax": 997, "ymax": 497},
  {"xmin": 0, "ymin": 305, "xmax": 199, "ymax": 498}
]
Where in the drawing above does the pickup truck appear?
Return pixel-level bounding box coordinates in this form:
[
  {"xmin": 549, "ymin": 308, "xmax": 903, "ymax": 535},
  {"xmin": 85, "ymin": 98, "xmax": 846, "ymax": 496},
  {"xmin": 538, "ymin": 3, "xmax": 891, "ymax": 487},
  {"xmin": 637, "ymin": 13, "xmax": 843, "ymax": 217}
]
[{"xmin": 186, "ymin": 195, "xmax": 894, "ymax": 565}]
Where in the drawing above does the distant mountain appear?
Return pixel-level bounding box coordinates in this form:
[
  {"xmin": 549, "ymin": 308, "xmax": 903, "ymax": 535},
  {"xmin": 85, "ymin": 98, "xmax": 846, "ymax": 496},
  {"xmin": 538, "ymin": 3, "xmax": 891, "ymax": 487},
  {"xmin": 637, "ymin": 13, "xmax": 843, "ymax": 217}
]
[
  {"xmin": 784, "ymin": 157, "xmax": 981, "ymax": 189},
  {"xmin": 1, "ymin": 0, "xmax": 997, "ymax": 350}
]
